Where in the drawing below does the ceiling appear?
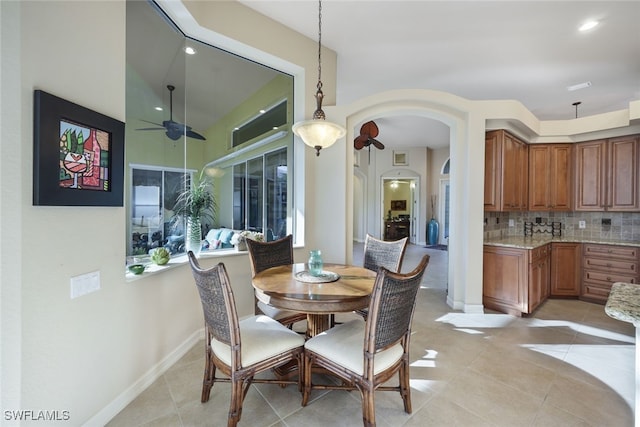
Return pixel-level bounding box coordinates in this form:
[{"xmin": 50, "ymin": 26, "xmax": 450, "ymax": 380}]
[
  {"xmin": 127, "ymin": 1, "xmax": 283, "ymax": 142},
  {"xmin": 238, "ymin": 0, "xmax": 640, "ymax": 149}
]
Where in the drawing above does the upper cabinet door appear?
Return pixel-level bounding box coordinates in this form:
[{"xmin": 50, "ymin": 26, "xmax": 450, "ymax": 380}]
[
  {"xmin": 484, "ymin": 131, "xmax": 501, "ymax": 211},
  {"xmin": 484, "ymin": 130, "xmax": 528, "ymax": 212},
  {"xmin": 575, "ymin": 140, "xmax": 607, "ymax": 211},
  {"xmin": 608, "ymin": 135, "xmax": 639, "ymax": 211},
  {"xmin": 575, "ymin": 135, "xmax": 639, "ymax": 212},
  {"xmin": 529, "ymin": 144, "xmax": 573, "ymax": 211}
]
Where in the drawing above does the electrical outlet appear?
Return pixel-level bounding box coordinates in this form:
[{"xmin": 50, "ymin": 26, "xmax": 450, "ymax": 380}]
[
  {"xmin": 508, "ymin": 219, "xmax": 515, "ymax": 227},
  {"xmin": 602, "ymin": 218, "xmax": 611, "ymax": 226},
  {"xmin": 578, "ymin": 220, "xmax": 586, "ymax": 229}
]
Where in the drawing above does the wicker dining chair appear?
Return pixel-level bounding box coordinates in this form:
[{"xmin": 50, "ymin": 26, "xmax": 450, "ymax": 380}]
[
  {"xmin": 356, "ymin": 234, "xmax": 409, "ymax": 319},
  {"xmin": 245, "ymin": 235, "xmax": 307, "ymax": 328},
  {"xmin": 302, "ymin": 254, "xmax": 429, "ymax": 427},
  {"xmin": 187, "ymin": 252, "xmax": 305, "ymax": 427}
]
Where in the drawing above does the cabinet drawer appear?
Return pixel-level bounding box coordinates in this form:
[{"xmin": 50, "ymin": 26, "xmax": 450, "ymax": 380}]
[
  {"xmin": 582, "ymin": 282, "xmax": 613, "ymax": 301},
  {"xmin": 583, "ymin": 244, "xmax": 638, "ymax": 260},
  {"xmin": 583, "ymin": 269, "xmax": 637, "ymax": 285},
  {"xmin": 583, "ymin": 257, "xmax": 638, "ymax": 274},
  {"xmin": 530, "ymin": 244, "xmax": 549, "ymax": 262}
]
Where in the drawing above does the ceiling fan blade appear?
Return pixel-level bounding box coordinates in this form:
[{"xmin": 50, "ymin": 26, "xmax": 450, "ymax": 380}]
[
  {"xmin": 354, "ymin": 134, "xmax": 368, "ymax": 144},
  {"xmin": 371, "ymin": 138, "xmax": 385, "ymax": 150},
  {"xmin": 136, "ymin": 127, "xmax": 165, "ymax": 131},
  {"xmin": 139, "ymin": 119, "xmax": 164, "ymax": 127},
  {"xmin": 354, "ymin": 139, "xmax": 365, "ymax": 150},
  {"xmin": 186, "ymin": 130, "xmax": 206, "ymax": 140},
  {"xmin": 360, "ymin": 121, "xmax": 379, "ymax": 139}
]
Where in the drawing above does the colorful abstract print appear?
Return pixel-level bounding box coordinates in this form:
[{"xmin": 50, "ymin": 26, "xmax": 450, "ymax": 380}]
[{"xmin": 59, "ymin": 120, "xmax": 109, "ymax": 191}]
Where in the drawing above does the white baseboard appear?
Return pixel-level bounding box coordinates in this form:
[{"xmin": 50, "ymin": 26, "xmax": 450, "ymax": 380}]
[
  {"xmin": 446, "ymin": 295, "xmax": 485, "ymax": 314},
  {"xmin": 462, "ymin": 303, "xmax": 485, "ymax": 314},
  {"xmin": 84, "ymin": 328, "xmax": 204, "ymax": 426}
]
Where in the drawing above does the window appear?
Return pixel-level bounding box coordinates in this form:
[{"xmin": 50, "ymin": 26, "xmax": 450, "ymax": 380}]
[
  {"xmin": 129, "ymin": 166, "xmax": 192, "ymax": 255},
  {"xmin": 232, "ymin": 147, "xmax": 288, "ymax": 240},
  {"xmin": 232, "ymin": 101, "xmax": 287, "ymax": 148}
]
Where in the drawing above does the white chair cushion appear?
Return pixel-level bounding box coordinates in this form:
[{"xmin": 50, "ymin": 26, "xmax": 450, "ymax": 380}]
[
  {"xmin": 211, "ymin": 315, "xmax": 305, "ymax": 367},
  {"xmin": 304, "ymin": 319, "xmax": 404, "ymax": 376},
  {"xmin": 257, "ymin": 300, "xmax": 302, "ymax": 321}
]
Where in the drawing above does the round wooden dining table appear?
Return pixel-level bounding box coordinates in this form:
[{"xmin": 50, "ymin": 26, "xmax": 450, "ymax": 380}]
[{"xmin": 252, "ymin": 263, "xmax": 377, "ymax": 337}]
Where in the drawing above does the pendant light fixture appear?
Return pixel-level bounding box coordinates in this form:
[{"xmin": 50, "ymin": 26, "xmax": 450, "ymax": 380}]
[{"xmin": 292, "ymin": 0, "xmax": 346, "ymax": 156}]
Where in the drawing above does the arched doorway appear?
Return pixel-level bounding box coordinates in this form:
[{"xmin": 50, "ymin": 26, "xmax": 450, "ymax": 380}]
[{"xmin": 335, "ymin": 90, "xmax": 486, "ymax": 313}]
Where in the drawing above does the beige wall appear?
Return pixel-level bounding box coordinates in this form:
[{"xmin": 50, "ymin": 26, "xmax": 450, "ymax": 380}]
[{"xmin": 0, "ymin": 1, "xmax": 327, "ymax": 425}]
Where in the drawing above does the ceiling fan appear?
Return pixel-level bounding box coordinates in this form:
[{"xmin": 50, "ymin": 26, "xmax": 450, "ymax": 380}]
[
  {"xmin": 137, "ymin": 85, "xmax": 206, "ymax": 141},
  {"xmin": 354, "ymin": 121, "xmax": 385, "ymax": 151}
]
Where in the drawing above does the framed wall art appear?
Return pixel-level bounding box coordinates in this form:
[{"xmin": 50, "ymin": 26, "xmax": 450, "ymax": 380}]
[
  {"xmin": 391, "ymin": 200, "xmax": 407, "ymax": 210},
  {"xmin": 33, "ymin": 90, "xmax": 125, "ymax": 206}
]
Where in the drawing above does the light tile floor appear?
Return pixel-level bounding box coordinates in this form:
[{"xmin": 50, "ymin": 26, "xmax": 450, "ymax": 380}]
[{"xmin": 108, "ymin": 243, "xmax": 635, "ymax": 426}]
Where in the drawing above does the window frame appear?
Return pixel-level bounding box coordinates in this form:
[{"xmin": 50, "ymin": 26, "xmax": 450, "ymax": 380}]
[{"xmin": 128, "ymin": 163, "xmax": 195, "ymax": 256}]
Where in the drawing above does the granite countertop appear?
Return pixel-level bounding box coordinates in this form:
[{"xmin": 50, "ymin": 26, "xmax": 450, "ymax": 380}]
[
  {"xmin": 606, "ymin": 282, "xmax": 640, "ymax": 327},
  {"xmin": 484, "ymin": 236, "xmax": 640, "ymax": 250}
]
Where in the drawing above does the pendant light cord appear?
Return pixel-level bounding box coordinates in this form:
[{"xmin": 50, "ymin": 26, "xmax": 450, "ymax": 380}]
[{"xmin": 317, "ymin": 0, "xmax": 323, "ymax": 92}]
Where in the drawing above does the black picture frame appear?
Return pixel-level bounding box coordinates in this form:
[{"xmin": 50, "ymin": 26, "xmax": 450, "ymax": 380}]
[{"xmin": 33, "ymin": 90, "xmax": 125, "ymax": 206}]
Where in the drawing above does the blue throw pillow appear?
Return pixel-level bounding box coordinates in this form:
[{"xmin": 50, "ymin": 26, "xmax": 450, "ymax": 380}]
[
  {"xmin": 219, "ymin": 228, "xmax": 234, "ymax": 245},
  {"xmin": 205, "ymin": 228, "xmax": 222, "ymax": 242}
]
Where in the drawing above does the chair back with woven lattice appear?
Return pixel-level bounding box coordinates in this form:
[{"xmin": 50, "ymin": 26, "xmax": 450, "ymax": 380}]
[
  {"xmin": 366, "ymin": 254, "xmax": 429, "ymax": 353},
  {"xmin": 363, "ymin": 234, "xmax": 408, "ymax": 273},
  {"xmin": 188, "ymin": 251, "xmax": 239, "ymax": 348},
  {"xmin": 246, "ymin": 234, "xmax": 294, "ymax": 277}
]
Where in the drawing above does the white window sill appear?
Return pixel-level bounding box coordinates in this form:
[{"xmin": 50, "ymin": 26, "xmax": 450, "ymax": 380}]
[{"xmin": 125, "ymin": 248, "xmax": 248, "ymax": 282}]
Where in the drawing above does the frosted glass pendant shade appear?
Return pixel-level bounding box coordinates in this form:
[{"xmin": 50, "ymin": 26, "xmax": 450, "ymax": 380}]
[{"xmin": 292, "ymin": 119, "xmax": 346, "ymax": 156}]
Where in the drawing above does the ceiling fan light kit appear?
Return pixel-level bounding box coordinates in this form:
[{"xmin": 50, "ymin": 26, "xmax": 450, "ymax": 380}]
[{"xmin": 292, "ymin": 0, "xmax": 345, "ymax": 156}]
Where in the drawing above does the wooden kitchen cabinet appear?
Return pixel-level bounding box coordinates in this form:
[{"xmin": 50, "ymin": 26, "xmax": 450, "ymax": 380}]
[
  {"xmin": 550, "ymin": 242, "xmax": 581, "ymax": 296},
  {"xmin": 575, "ymin": 135, "xmax": 639, "ymax": 211},
  {"xmin": 581, "ymin": 243, "xmax": 639, "ymax": 304},
  {"xmin": 483, "ymin": 244, "xmax": 549, "ymax": 316},
  {"xmin": 528, "ymin": 144, "xmax": 573, "ymax": 211},
  {"xmin": 484, "ymin": 130, "xmax": 528, "ymax": 212}
]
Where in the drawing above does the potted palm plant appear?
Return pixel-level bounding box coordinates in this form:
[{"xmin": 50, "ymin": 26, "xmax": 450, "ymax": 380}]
[{"xmin": 171, "ymin": 176, "xmax": 216, "ymax": 256}]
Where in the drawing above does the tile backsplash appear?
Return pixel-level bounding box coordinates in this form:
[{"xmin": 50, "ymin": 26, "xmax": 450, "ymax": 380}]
[{"xmin": 484, "ymin": 211, "xmax": 640, "ymax": 242}]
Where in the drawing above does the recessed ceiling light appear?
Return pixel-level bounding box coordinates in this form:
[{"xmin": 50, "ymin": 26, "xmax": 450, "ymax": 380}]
[
  {"xmin": 259, "ymin": 109, "xmax": 266, "ymax": 114},
  {"xmin": 184, "ymin": 46, "xmax": 196, "ymax": 55},
  {"xmin": 579, "ymin": 20, "xmax": 599, "ymax": 32},
  {"xmin": 155, "ymin": 106, "xmax": 163, "ymax": 111},
  {"xmin": 567, "ymin": 81, "xmax": 592, "ymax": 91}
]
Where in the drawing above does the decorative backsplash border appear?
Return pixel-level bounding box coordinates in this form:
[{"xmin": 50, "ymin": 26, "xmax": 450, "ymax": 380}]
[{"xmin": 484, "ymin": 211, "xmax": 640, "ymax": 242}]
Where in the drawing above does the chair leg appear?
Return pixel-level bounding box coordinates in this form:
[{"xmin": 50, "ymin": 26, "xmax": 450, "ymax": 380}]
[
  {"xmin": 201, "ymin": 352, "xmax": 215, "ymax": 403},
  {"xmin": 399, "ymin": 360, "xmax": 412, "ymax": 414},
  {"xmin": 361, "ymin": 387, "xmax": 375, "ymax": 427},
  {"xmin": 227, "ymin": 379, "xmax": 243, "ymax": 427},
  {"xmin": 301, "ymin": 352, "xmax": 313, "ymax": 406}
]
